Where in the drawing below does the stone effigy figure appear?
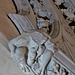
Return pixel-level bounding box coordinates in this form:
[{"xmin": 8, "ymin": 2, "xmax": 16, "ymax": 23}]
[{"xmin": 8, "ymin": 30, "xmax": 56, "ymax": 75}]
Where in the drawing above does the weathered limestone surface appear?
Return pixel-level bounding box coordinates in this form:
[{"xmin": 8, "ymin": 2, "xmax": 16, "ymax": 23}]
[
  {"xmin": 0, "ymin": 0, "xmax": 75, "ymax": 75},
  {"xmin": 51, "ymin": 0, "xmax": 75, "ymax": 63},
  {"xmin": 8, "ymin": 31, "xmax": 55, "ymax": 75},
  {"xmin": 8, "ymin": 0, "xmax": 75, "ymax": 64},
  {"xmin": 7, "ymin": 0, "xmax": 75, "ymax": 74},
  {"xmin": 8, "ymin": 30, "xmax": 75, "ymax": 75}
]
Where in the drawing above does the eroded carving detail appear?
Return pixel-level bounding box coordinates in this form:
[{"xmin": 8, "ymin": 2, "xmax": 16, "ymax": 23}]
[
  {"xmin": 53, "ymin": 0, "xmax": 75, "ymax": 22},
  {"xmin": 7, "ymin": 0, "xmax": 75, "ymax": 75},
  {"xmin": 30, "ymin": 0, "xmax": 56, "ymax": 32},
  {"xmin": 46, "ymin": 59, "xmax": 74, "ymax": 75},
  {"xmin": 8, "ymin": 30, "xmax": 74, "ymax": 75},
  {"xmin": 8, "ymin": 30, "xmax": 56, "ymax": 75}
]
